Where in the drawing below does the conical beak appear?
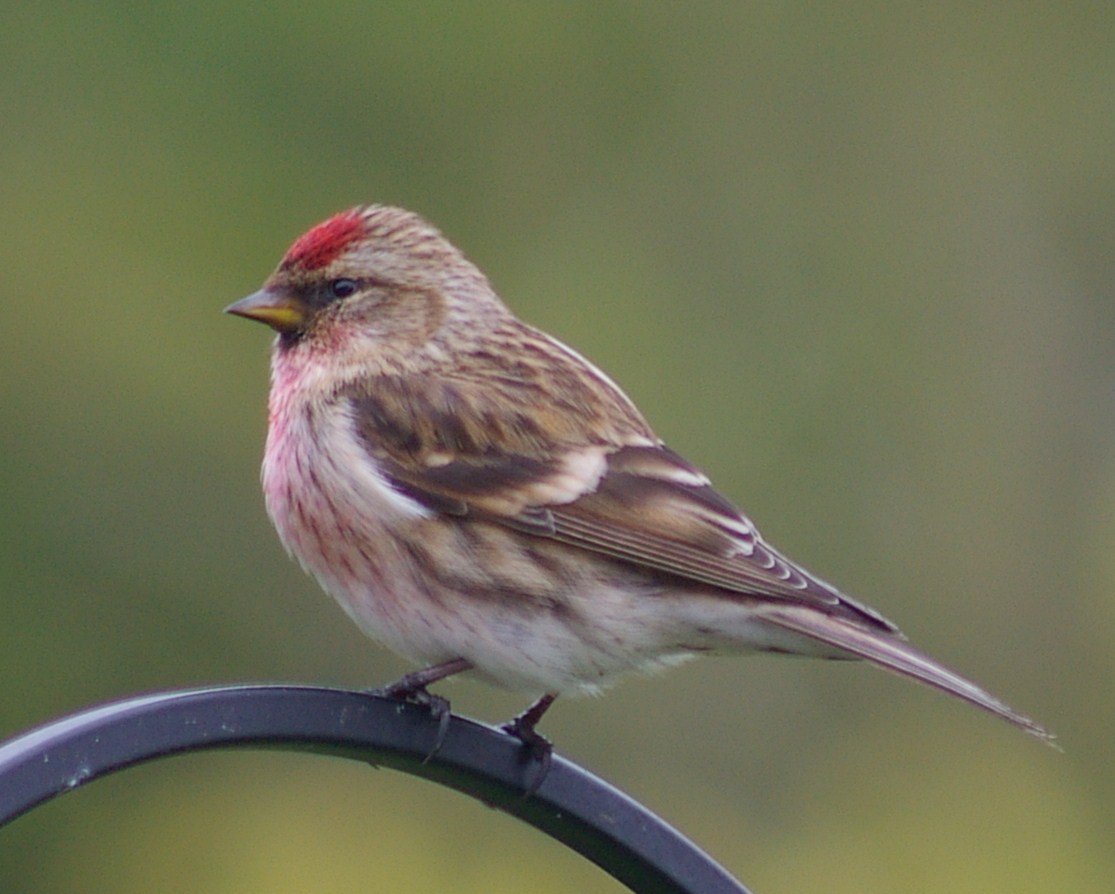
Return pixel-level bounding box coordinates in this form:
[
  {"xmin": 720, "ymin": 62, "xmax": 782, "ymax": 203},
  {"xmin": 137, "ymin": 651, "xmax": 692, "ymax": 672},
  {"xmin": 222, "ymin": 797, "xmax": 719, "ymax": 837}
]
[{"xmin": 224, "ymin": 288, "xmax": 308, "ymax": 334}]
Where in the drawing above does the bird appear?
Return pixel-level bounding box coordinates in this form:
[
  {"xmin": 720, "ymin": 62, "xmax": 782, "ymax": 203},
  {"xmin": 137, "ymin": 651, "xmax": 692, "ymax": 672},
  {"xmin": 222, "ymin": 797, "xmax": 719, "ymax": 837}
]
[{"xmin": 226, "ymin": 204, "xmax": 1053, "ymax": 763}]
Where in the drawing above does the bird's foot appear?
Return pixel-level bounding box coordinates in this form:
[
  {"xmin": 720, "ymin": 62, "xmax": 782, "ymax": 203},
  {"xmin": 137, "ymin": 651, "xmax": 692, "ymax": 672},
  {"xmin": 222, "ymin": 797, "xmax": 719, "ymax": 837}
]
[
  {"xmin": 501, "ymin": 693, "xmax": 557, "ymax": 796},
  {"xmin": 373, "ymin": 658, "xmax": 472, "ymax": 761}
]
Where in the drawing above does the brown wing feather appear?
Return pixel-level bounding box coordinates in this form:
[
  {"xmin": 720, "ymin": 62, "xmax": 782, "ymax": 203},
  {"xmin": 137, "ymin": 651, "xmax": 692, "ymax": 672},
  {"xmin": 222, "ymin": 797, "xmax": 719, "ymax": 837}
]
[
  {"xmin": 346, "ymin": 380, "xmax": 895, "ymax": 625},
  {"xmin": 551, "ymin": 446, "xmax": 898, "ymax": 626}
]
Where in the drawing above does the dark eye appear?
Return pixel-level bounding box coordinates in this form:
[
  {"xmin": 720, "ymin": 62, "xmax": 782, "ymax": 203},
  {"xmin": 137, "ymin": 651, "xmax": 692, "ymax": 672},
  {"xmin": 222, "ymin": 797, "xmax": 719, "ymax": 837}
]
[{"xmin": 329, "ymin": 278, "xmax": 358, "ymax": 299}]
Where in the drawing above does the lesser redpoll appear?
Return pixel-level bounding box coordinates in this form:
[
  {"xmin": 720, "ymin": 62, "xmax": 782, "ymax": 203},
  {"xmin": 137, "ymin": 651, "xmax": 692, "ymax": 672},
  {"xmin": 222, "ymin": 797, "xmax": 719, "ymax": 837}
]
[{"xmin": 226, "ymin": 205, "xmax": 1052, "ymax": 756}]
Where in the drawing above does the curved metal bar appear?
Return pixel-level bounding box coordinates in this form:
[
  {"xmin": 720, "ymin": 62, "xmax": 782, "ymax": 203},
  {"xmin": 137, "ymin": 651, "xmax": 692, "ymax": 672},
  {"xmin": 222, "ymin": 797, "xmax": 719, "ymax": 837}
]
[{"xmin": 0, "ymin": 686, "xmax": 750, "ymax": 894}]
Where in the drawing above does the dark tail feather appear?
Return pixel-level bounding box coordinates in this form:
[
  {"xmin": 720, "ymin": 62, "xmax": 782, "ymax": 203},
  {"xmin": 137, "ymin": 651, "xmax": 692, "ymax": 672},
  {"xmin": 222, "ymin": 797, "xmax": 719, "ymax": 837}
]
[{"xmin": 763, "ymin": 606, "xmax": 1057, "ymax": 747}]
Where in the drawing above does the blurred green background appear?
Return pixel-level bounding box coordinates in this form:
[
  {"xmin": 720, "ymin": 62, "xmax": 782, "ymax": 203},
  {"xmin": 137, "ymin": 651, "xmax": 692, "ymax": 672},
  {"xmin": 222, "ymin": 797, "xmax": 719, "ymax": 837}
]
[{"xmin": 2, "ymin": 3, "xmax": 1112, "ymax": 892}]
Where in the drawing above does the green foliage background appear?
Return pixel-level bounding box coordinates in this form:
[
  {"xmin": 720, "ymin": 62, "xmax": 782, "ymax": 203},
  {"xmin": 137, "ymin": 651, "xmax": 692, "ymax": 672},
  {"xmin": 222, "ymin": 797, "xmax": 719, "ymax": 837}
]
[{"xmin": 2, "ymin": 4, "xmax": 1112, "ymax": 892}]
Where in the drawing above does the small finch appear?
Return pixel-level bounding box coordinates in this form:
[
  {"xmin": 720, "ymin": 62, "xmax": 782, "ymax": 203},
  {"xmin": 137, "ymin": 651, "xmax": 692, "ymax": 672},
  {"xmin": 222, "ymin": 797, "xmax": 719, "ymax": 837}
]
[{"xmin": 226, "ymin": 205, "xmax": 1052, "ymax": 758}]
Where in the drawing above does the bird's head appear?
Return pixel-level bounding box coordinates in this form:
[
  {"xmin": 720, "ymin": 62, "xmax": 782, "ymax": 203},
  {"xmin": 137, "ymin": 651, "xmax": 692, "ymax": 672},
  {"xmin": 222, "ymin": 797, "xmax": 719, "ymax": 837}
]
[{"xmin": 226, "ymin": 206, "xmax": 505, "ymax": 356}]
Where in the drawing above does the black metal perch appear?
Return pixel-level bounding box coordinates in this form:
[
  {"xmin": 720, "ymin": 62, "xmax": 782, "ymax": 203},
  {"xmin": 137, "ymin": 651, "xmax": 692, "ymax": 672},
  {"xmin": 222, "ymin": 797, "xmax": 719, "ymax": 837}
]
[{"xmin": 0, "ymin": 685, "xmax": 750, "ymax": 894}]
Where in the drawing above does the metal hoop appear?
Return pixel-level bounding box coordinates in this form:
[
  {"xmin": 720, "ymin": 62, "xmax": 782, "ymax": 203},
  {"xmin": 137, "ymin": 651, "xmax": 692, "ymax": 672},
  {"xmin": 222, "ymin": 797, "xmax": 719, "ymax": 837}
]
[{"xmin": 0, "ymin": 686, "xmax": 750, "ymax": 894}]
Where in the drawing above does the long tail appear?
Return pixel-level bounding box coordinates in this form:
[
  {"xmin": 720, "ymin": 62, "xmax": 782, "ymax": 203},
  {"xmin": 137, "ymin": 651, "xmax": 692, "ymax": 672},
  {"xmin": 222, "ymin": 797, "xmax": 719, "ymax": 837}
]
[{"xmin": 761, "ymin": 605, "xmax": 1057, "ymax": 746}]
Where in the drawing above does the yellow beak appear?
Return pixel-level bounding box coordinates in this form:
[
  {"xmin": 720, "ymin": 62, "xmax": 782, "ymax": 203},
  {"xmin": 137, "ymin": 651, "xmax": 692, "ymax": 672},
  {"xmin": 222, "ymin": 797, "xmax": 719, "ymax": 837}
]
[{"xmin": 224, "ymin": 288, "xmax": 308, "ymax": 334}]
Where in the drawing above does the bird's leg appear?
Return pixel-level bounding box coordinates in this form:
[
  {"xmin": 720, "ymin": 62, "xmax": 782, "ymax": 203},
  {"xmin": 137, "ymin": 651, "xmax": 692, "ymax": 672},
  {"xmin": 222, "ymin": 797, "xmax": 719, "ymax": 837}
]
[
  {"xmin": 501, "ymin": 693, "xmax": 557, "ymax": 795},
  {"xmin": 378, "ymin": 657, "xmax": 474, "ymax": 700},
  {"xmin": 374, "ymin": 657, "xmax": 473, "ymax": 759}
]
